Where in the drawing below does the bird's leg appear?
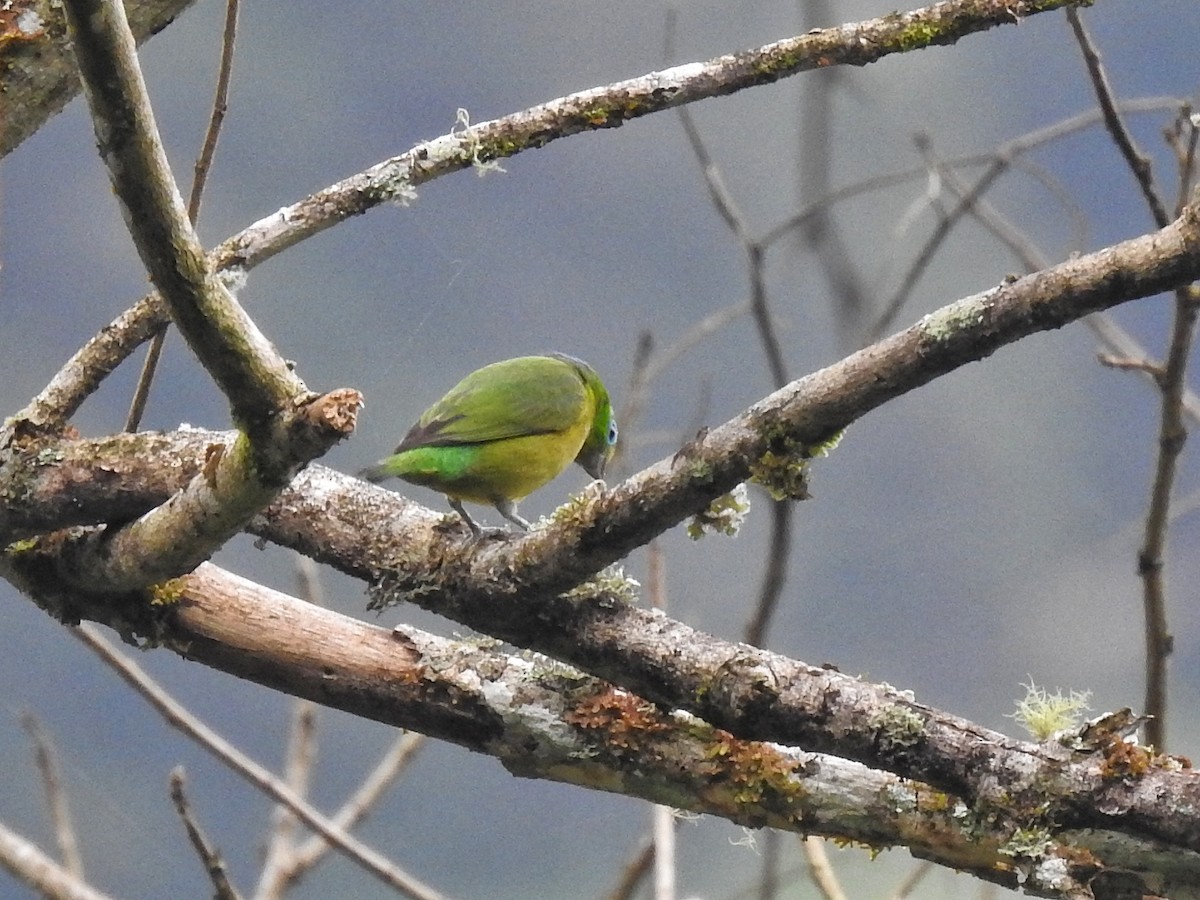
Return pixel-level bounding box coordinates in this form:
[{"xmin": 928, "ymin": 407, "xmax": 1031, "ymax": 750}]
[
  {"xmin": 493, "ymin": 498, "xmax": 531, "ymax": 531},
  {"xmin": 448, "ymin": 498, "xmax": 483, "ymax": 537}
]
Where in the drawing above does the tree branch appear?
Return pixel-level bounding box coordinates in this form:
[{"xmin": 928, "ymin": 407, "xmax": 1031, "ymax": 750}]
[
  {"xmin": 6, "ymin": 0, "xmax": 1078, "ymax": 436},
  {"xmin": 7, "ymin": 563, "xmax": 1193, "ymax": 897},
  {"xmin": 72, "ymin": 622, "xmax": 445, "ymax": 900},
  {"xmin": 62, "ymin": 0, "xmax": 303, "ymax": 429},
  {"xmin": 0, "ymin": 819, "xmax": 114, "ymax": 900},
  {"xmin": 0, "ymin": 0, "xmax": 199, "ymax": 158},
  {"xmin": 4, "ymin": 194, "xmax": 1200, "ymax": 882}
]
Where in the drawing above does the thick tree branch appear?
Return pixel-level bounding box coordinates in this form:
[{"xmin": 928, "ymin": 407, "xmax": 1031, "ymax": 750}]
[
  {"xmin": 46, "ymin": 565, "xmax": 1200, "ymax": 896},
  {"xmin": 360, "ymin": 198, "xmax": 1200, "ymax": 604},
  {"xmin": 0, "ymin": 0, "xmax": 198, "ymax": 158},
  {"xmin": 51, "ymin": 389, "xmax": 361, "ymax": 592},
  {"xmin": 36, "ymin": 2, "xmax": 365, "ymax": 591},
  {"xmin": 62, "ymin": 0, "xmax": 303, "ymax": 430}
]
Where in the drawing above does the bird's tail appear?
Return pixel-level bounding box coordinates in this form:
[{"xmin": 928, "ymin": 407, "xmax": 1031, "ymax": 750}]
[{"xmin": 357, "ymin": 463, "xmax": 392, "ymax": 483}]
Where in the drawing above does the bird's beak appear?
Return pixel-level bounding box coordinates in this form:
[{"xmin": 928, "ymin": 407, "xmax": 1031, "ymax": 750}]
[{"xmin": 578, "ymin": 447, "xmax": 608, "ymax": 480}]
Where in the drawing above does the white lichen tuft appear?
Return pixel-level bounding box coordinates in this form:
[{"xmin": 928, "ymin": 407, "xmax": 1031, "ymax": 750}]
[
  {"xmin": 454, "ymin": 108, "xmax": 506, "ymax": 177},
  {"xmin": 1008, "ymin": 680, "xmax": 1091, "ymax": 741},
  {"xmin": 687, "ymin": 483, "xmax": 751, "ymax": 539},
  {"xmin": 563, "ymin": 565, "xmax": 641, "ymax": 605},
  {"xmin": 218, "ymin": 265, "xmax": 249, "ymax": 293}
]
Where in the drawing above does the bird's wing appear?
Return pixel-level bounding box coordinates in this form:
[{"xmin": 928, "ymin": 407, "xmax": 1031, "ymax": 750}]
[{"xmin": 396, "ymin": 357, "xmax": 588, "ymax": 450}]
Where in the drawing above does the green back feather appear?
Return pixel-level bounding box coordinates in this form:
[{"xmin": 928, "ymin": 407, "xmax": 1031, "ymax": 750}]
[{"xmin": 395, "ymin": 355, "xmax": 594, "ymax": 451}]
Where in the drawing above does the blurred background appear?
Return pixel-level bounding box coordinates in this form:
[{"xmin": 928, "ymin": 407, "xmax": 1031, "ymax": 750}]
[{"xmin": 3, "ymin": 1, "xmax": 1199, "ymax": 896}]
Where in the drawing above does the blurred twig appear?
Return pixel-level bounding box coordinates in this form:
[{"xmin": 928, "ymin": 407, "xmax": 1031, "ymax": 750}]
[
  {"xmin": 1066, "ymin": 9, "xmax": 1169, "ymax": 228},
  {"xmin": 648, "ymin": 540, "xmax": 676, "ymax": 900},
  {"xmin": 255, "ymin": 702, "xmax": 318, "ymax": 899},
  {"xmin": 666, "ymin": 7, "xmax": 794, "ymax": 649},
  {"xmin": 256, "ymin": 555, "xmax": 430, "ymax": 899},
  {"xmin": 676, "ymin": 99, "xmax": 796, "ymax": 646},
  {"xmin": 604, "ymin": 835, "xmax": 655, "ymax": 900},
  {"xmin": 170, "ymin": 767, "xmax": 242, "ymax": 900},
  {"xmin": 797, "ymin": 0, "xmax": 869, "ymax": 347},
  {"xmin": 868, "ymin": 139, "xmax": 1006, "ymax": 341},
  {"xmin": 756, "ymin": 829, "xmax": 779, "ymax": 900},
  {"xmin": 1166, "ymin": 104, "xmax": 1200, "ymax": 217},
  {"xmin": 907, "ymin": 130, "xmax": 1200, "ymax": 431},
  {"xmin": 291, "ymin": 733, "xmax": 426, "ymax": 869},
  {"xmin": 0, "ymin": 819, "xmax": 113, "ymax": 900},
  {"xmin": 600, "ymin": 541, "xmax": 676, "ymax": 900},
  {"xmin": 802, "ymin": 835, "xmax": 847, "ymax": 900},
  {"xmin": 1068, "ymin": 8, "xmax": 1197, "ymax": 751},
  {"xmin": 888, "ymin": 860, "xmax": 934, "ymax": 899},
  {"xmin": 256, "ymin": 556, "xmax": 321, "ymax": 900},
  {"xmin": 73, "ymin": 624, "xmax": 445, "ymax": 900},
  {"xmin": 20, "ymin": 713, "xmax": 83, "ymax": 878}
]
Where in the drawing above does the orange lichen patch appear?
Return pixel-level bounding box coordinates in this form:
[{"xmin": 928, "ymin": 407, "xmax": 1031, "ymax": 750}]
[
  {"xmin": 1100, "ymin": 739, "xmax": 1152, "ymax": 781},
  {"xmin": 565, "ymin": 685, "xmax": 669, "ymax": 749},
  {"xmin": 1055, "ymin": 843, "xmax": 1103, "ymax": 873},
  {"xmin": 0, "ymin": 2, "xmax": 45, "ymax": 49}
]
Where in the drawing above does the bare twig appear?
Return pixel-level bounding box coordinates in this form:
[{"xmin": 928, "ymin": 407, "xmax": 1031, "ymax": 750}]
[
  {"xmin": 763, "ymin": 97, "xmax": 1183, "ymax": 253},
  {"xmin": 1137, "ymin": 294, "xmax": 1200, "ymax": 753},
  {"xmin": 914, "ymin": 135, "xmax": 1200, "ymax": 436},
  {"xmin": 652, "ymin": 803, "xmax": 675, "ymax": 900},
  {"xmin": 255, "ymin": 556, "xmax": 321, "ymax": 899},
  {"xmin": 802, "ymin": 836, "xmax": 847, "ymax": 900},
  {"xmin": 256, "ymin": 556, "xmax": 430, "ymax": 895},
  {"xmin": 646, "ymin": 540, "xmax": 676, "ymax": 900},
  {"xmin": 888, "ymin": 860, "xmax": 934, "ymax": 899},
  {"xmin": 254, "ymin": 701, "xmax": 317, "ymax": 900},
  {"xmin": 187, "ymin": 0, "xmax": 240, "ymax": 224},
  {"xmin": 674, "ymin": 53, "xmax": 793, "ymax": 648},
  {"xmin": 13, "ymin": 0, "xmax": 1080, "ymax": 438},
  {"xmin": 126, "ymin": 0, "xmax": 241, "ymax": 433},
  {"xmin": 169, "ymin": 768, "xmax": 243, "ymax": 900},
  {"xmin": 0, "ymin": 819, "xmax": 114, "ymax": 900},
  {"xmin": 1067, "ymin": 8, "xmax": 1197, "ymax": 750},
  {"xmin": 1089, "ymin": 313, "xmax": 1200, "ymax": 429},
  {"xmin": 290, "ymin": 733, "xmax": 427, "ymax": 872},
  {"xmin": 757, "ymin": 829, "xmax": 779, "ymax": 900},
  {"xmin": 1167, "ymin": 104, "xmax": 1200, "ymax": 218},
  {"xmin": 742, "ymin": 501, "xmax": 792, "ymax": 648},
  {"xmin": 797, "ymin": 0, "xmax": 869, "ymax": 346},
  {"xmin": 20, "ymin": 714, "xmax": 83, "ymax": 878},
  {"xmin": 869, "ymin": 148, "xmax": 1006, "ymax": 341},
  {"xmin": 1066, "ymin": 8, "xmax": 1169, "ymax": 228},
  {"xmin": 604, "ymin": 835, "xmax": 655, "ymax": 900},
  {"xmin": 616, "ymin": 304, "xmax": 751, "ymax": 461},
  {"xmin": 73, "ymin": 623, "xmax": 446, "ymax": 900}
]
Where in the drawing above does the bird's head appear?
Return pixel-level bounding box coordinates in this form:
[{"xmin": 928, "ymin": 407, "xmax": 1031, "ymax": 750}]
[{"xmin": 555, "ymin": 354, "xmax": 618, "ymax": 479}]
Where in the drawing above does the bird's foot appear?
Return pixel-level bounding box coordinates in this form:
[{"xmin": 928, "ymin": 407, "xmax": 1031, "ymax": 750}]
[{"xmin": 467, "ymin": 526, "xmax": 516, "ymax": 544}]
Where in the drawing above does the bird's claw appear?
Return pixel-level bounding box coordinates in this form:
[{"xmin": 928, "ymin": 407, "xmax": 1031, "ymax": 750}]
[{"xmin": 466, "ymin": 525, "xmax": 516, "ymax": 544}]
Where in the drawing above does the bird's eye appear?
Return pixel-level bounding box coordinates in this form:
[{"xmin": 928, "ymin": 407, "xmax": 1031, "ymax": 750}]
[{"xmin": 607, "ymin": 420, "xmax": 619, "ymax": 445}]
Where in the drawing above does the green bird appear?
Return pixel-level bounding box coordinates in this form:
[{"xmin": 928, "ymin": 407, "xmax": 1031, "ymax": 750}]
[{"xmin": 359, "ymin": 354, "xmax": 618, "ymax": 534}]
